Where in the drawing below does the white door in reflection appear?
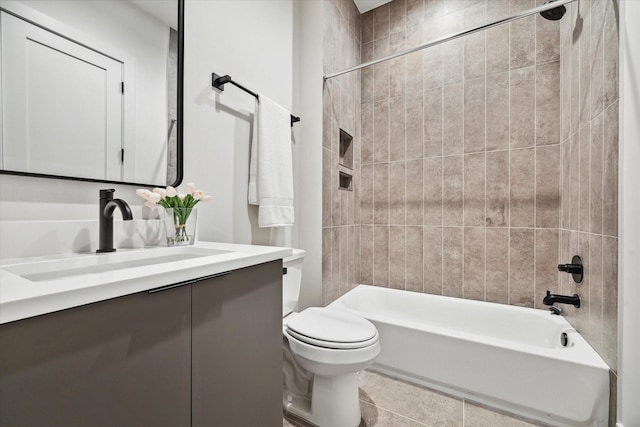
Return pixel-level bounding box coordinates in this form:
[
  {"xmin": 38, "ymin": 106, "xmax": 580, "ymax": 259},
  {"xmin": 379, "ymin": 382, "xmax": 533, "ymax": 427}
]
[{"xmin": 1, "ymin": 11, "xmax": 123, "ymax": 181}]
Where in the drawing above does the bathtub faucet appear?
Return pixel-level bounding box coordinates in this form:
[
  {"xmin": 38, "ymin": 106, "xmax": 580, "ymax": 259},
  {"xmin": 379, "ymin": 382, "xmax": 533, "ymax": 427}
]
[{"xmin": 543, "ymin": 290, "xmax": 580, "ymax": 309}]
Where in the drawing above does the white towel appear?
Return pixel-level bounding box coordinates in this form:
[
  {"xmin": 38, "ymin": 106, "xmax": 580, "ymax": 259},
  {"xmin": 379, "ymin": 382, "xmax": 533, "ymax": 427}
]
[{"xmin": 248, "ymin": 94, "xmax": 295, "ymax": 227}]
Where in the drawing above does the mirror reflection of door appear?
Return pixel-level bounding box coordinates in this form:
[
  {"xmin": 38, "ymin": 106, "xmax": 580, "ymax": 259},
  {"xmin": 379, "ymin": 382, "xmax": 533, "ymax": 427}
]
[
  {"xmin": 0, "ymin": 0, "xmax": 179, "ymax": 186},
  {"xmin": 1, "ymin": 11, "xmax": 124, "ymax": 181}
]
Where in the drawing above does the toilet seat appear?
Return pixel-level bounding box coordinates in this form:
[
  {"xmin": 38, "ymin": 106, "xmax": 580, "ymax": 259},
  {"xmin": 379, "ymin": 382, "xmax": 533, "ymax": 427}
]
[{"xmin": 285, "ymin": 307, "xmax": 379, "ymax": 350}]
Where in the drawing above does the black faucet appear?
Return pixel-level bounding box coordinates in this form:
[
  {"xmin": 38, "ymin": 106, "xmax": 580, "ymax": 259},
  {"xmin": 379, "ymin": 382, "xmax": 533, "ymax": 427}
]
[
  {"xmin": 97, "ymin": 189, "xmax": 133, "ymax": 253},
  {"xmin": 543, "ymin": 290, "xmax": 580, "ymax": 309}
]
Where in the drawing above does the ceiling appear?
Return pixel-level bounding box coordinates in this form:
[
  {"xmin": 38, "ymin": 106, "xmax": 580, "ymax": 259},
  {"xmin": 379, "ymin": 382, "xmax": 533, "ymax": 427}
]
[{"xmin": 353, "ymin": 0, "xmax": 393, "ymax": 14}]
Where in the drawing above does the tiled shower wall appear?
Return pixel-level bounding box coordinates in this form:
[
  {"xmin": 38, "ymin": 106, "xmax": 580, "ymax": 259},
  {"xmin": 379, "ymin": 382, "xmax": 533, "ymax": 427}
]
[
  {"xmin": 558, "ymin": 0, "xmax": 618, "ymax": 371},
  {"xmin": 322, "ymin": 0, "xmax": 618, "ymax": 368},
  {"xmin": 322, "ymin": 0, "xmax": 362, "ymax": 303},
  {"xmin": 358, "ymin": 0, "xmax": 563, "ymax": 307}
]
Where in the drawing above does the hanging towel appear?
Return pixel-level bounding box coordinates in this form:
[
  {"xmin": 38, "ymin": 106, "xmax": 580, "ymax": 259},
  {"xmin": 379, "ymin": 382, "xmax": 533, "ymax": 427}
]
[{"xmin": 248, "ymin": 94, "xmax": 295, "ymax": 227}]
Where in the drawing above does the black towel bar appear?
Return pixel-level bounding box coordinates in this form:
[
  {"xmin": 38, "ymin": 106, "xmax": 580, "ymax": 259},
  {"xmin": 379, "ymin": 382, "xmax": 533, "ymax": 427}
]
[{"xmin": 212, "ymin": 73, "xmax": 300, "ymax": 127}]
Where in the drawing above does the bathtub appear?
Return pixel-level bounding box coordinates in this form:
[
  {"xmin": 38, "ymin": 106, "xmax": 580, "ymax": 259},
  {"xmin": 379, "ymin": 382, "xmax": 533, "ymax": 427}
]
[{"xmin": 328, "ymin": 285, "xmax": 609, "ymax": 427}]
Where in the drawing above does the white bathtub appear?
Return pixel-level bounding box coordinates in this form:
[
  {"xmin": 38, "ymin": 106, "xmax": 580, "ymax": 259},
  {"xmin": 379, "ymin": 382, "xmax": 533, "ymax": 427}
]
[{"xmin": 328, "ymin": 285, "xmax": 609, "ymax": 427}]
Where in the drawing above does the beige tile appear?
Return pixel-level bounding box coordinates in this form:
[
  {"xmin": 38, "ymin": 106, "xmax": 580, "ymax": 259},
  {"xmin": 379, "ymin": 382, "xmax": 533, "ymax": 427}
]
[
  {"xmin": 510, "ymin": 14, "xmax": 535, "ymax": 70},
  {"xmin": 389, "ymin": 226, "xmax": 406, "ymax": 290},
  {"xmin": 406, "ymin": 0, "xmax": 424, "ymax": 30},
  {"xmin": 373, "ymin": 3, "xmax": 390, "ymax": 41},
  {"xmin": 464, "ymin": 401, "xmax": 548, "ymax": 426},
  {"xmin": 374, "ymin": 226, "xmax": 390, "ymax": 286},
  {"xmin": 443, "ymin": 83, "xmax": 464, "ymax": 155},
  {"xmin": 424, "ymin": 226, "xmax": 443, "ymax": 294},
  {"xmin": 510, "ymin": 148, "xmax": 535, "ymax": 227},
  {"xmin": 559, "ymin": 13, "xmax": 571, "ymax": 143},
  {"xmin": 535, "ymin": 145, "xmax": 560, "ymax": 229},
  {"xmin": 374, "ymin": 163, "xmax": 390, "ymax": 225},
  {"xmin": 579, "ymin": 125, "xmax": 591, "ymax": 232},
  {"xmin": 339, "ymin": 227, "xmax": 350, "ymax": 296},
  {"xmin": 486, "ymin": 24, "xmax": 510, "ymax": 76},
  {"xmin": 423, "ymin": 44, "xmax": 443, "ymax": 91},
  {"xmin": 360, "ymin": 401, "xmax": 427, "ymax": 427},
  {"xmin": 578, "ymin": 5, "xmax": 592, "ymax": 128},
  {"xmin": 442, "ymin": 38, "xmax": 464, "ymax": 86},
  {"xmin": 510, "ymin": 66, "xmax": 536, "ymax": 149},
  {"xmin": 464, "ymin": 77, "xmax": 486, "ymax": 154},
  {"xmin": 424, "ymin": 87, "xmax": 443, "ymax": 158},
  {"xmin": 443, "ymin": 0, "xmax": 465, "ymax": 15},
  {"xmin": 536, "ymin": 61, "xmax": 560, "ymax": 146},
  {"xmin": 351, "ymin": 225, "xmax": 360, "ymax": 288},
  {"xmin": 486, "ymin": 72, "xmax": 510, "ymax": 152},
  {"xmin": 485, "ymin": 150, "xmax": 509, "ymax": 227},
  {"xmin": 406, "ymin": 159, "xmax": 424, "ymax": 225},
  {"xmin": 443, "ymin": 227, "xmax": 464, "ymax": 298},
  {"xmin": 406, "ymin": 92, "xmax": 424, "ymax": 159},
  {"xmin": 361, "ymin": 225, "xmax": 374, "ymax": 284},
  {"xmin": 424, "ymin": 157, "xmax": 443, "ymax": 225},
  {"xmin": 464, "ymin": 153, "xmax": 485, "ymax": 226},
  {"xmin": 464, "ymin": 32, "xmax": 486, "ymax": 81},
  {"xmin": 589, "ymin": 0, "xmax": 605, "ymax": 119},
  {"xmin": 485, "ymin": 228, "xmax": 509, "ymax": 304},
  {"xmin": 322, "ymin": 228, "xmax": 333, "ymax": 305},
  {"xmin": 569, "ymin": 3, "xmax": 580, "ymax": 136},
  {"xmin": 602, "ymin": 103, "xmax": 618, "ymax": 237},
  {"xmin": 362, "ymin": 50, "xmax": 375, "ymax": 105},
  {"xmin": 406, "ymin": 30, "xmax": 424, "ymax": 94},
  {"xmin": 390, "ymin": 33, "xmax": 407, "ymax": 99},
  {"xmin": 509, "ymin": 229, "xmax": 535, "ymax": 307},
  {"xmin": 424, "ymin": 0, "xmax": 445, "ymax": 23},
  {"xmin": 389, "ymin": 161, "xmax": 406, "ymax": 225},
  {"xmin": 602, "ymin": 236, "xmax": 618, "ymax": 370},
  {"xmin": 534, "ymin": 229, "xmax": 559, "ymax": 309},
  {"xmin": 361, "ymin": 163, "xmax": 374, "ymax": 224},
  {"xmin": 406, "ymin": 226, "xmax": 424, "ymax": 292},
  {"xmin": 464, "ymin": 227, "xmax": 485, "ymax": 301},
  {"xmin": 332, "ymin": 151, "xmax": 342, "ymax": 226},
  {"xmin": 587, "ymin": 234, "xmax": 603, "ymax": 354},
  {"xmin": 374, "ymin": 45, "xmax": 390, "ymax": 102},
  {"xmin": 374, "ymin": 100, "xmax": 390, "ymax": 163},
  {"xmin": 603, "ymin": 0, "xmax": 618, "ymax": 108},
  {"xmin": 390, "ymin": 96, "xmax": 406, "ymax": 161},
  {"xmin": 362, "ymin": 102, "xmax": 374, "ymax": 164},
  {"xmin": 443, "ymin": 155, "xmax": 464, "ymax": 226},
  {"xmin": 361, "ymin": 11, "xmax": 374, "ymax": 44},
  {"xmin": 389, "ymin": 0, "xmax": 407, "ymax": 35},
  {"xmin": 331, "ymin": 228, "xmax": 342, "ymax": 302},
  {"xmin": 322, "ymin": 148, "xmax": 332, "ymax": 228},
  {"xmin": 590, "ymin": 113, "xmax": 603, "ymax": 234},
  {"xmin": 536, "ymin": 11, "xmax": 560, "ymax": 65},
  {"xmin": 359, "ymin": 371, "xmax": 463, "ymax": 426}
]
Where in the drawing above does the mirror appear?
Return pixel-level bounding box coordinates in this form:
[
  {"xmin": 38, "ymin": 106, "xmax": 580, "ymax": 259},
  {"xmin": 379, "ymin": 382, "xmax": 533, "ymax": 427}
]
[{"xmin": 0, "ymin": 0, "xmax": 183, "ymax": 186}]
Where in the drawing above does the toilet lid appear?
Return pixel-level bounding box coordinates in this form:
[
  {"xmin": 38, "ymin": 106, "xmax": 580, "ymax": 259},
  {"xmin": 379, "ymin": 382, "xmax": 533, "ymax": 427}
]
[{"xmin": 285, "ymin": 307, "xmax": 378, "ymax": 349}]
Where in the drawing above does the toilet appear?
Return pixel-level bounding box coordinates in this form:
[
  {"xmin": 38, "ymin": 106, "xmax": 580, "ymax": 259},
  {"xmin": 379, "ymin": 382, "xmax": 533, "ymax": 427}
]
[{"xmin": 282, "ymin": 249, "xmax": 380, "ymax": 427}]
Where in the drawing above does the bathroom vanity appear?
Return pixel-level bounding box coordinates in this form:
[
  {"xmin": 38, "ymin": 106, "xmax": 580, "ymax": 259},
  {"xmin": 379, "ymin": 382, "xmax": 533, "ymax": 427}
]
[{"xmin": 0, "ymin": 242, "xmax": 289, "ymax": 427}]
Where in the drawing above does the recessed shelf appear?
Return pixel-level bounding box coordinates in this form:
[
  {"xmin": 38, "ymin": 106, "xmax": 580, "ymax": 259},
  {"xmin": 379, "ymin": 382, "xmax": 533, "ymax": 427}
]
[{"xmin": 339, "ymin": 129, "xmax": 353, "ymax": 169}]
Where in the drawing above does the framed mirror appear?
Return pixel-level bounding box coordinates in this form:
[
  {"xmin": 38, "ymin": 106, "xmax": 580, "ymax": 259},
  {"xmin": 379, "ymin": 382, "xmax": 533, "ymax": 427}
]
[{"xmin": 0, "ymin": 0, "xmax": 183, "ymax": 187}]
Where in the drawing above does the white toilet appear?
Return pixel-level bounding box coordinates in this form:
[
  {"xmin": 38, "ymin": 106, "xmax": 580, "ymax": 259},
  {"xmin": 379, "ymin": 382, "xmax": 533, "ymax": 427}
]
[{"xmin": 282, "ymin": 249, "xmax": 380, "ymax": 427}]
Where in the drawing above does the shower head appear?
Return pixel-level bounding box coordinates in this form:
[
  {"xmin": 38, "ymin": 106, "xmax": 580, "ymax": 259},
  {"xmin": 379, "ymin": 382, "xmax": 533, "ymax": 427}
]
[{"xmin": 540, "ymin": 0, "xmax": 567, "ymax": 20}]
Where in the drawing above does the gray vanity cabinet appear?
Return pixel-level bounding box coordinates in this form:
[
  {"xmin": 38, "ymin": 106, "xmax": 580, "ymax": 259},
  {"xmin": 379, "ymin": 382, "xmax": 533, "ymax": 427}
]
[
  {"xmin": 0, "ymin": 283, "xmax": 192, "ymax": 427},
  {"xmin": 192, "ymin": 260, "xmax": 283, "ymax": 427},
  {"xmin": 0, "ymin": 260, "xmax": 283, "ymax": 427}
]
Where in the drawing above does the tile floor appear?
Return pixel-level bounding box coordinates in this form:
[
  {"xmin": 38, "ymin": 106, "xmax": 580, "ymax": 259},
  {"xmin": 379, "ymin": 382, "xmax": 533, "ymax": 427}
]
[{"xmin": 283, "ymin": 371, "xmax": 550, "ymax": 427}]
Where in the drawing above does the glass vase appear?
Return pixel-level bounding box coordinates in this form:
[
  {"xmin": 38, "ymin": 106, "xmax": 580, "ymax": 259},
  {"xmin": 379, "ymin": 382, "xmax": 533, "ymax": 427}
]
[{"xmin": 163, "ymin": 207, "xmax": 197, "ymax": 246}]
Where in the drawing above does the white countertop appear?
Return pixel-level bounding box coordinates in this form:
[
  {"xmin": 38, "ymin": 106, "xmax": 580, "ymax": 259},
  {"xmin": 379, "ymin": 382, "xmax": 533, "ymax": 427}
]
[{"xmin": 0, "ymin": 241, "xmax": 291, "ymax": 324}]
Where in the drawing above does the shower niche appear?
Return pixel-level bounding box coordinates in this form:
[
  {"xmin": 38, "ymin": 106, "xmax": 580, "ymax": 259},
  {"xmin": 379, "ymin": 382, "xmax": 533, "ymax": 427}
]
[{"xmin": 338, "ymin": 129, "xmax": 353, "ymax": 191}]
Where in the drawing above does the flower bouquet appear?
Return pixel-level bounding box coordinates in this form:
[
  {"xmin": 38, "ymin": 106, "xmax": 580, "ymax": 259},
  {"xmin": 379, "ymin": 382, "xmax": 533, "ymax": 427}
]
[{"xmin": 137, "ymin": 183, "xmax": 211, "ymax": 246}]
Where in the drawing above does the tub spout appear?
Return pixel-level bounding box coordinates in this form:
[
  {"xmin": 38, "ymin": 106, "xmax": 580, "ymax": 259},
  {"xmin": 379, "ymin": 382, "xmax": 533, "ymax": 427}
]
[{"xmin": 543, "ymin": 290, "xmax": 580, "ymax": 308}]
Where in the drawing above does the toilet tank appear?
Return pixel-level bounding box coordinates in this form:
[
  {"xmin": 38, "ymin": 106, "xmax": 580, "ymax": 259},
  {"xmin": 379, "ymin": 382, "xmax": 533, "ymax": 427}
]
[{"xmin": 283, "ymin": 249, "xmax": 305, "ymax": 317}]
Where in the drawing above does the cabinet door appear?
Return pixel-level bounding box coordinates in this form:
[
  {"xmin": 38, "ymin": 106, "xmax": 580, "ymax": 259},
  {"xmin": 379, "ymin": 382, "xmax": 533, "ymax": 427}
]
[
  {"xmin": 0, "ymin": 285, "xmax": 191, "ymax": 427},
  {"xmin": 192, "ymin": 261, "xmax": 283, "ymax": 427}
]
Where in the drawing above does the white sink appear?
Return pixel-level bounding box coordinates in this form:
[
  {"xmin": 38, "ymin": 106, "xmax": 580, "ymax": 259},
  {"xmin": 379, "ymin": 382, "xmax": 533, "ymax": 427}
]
[{"xmin": 4, "ymin": 246, "xmax": 231, "ymax": 282}]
